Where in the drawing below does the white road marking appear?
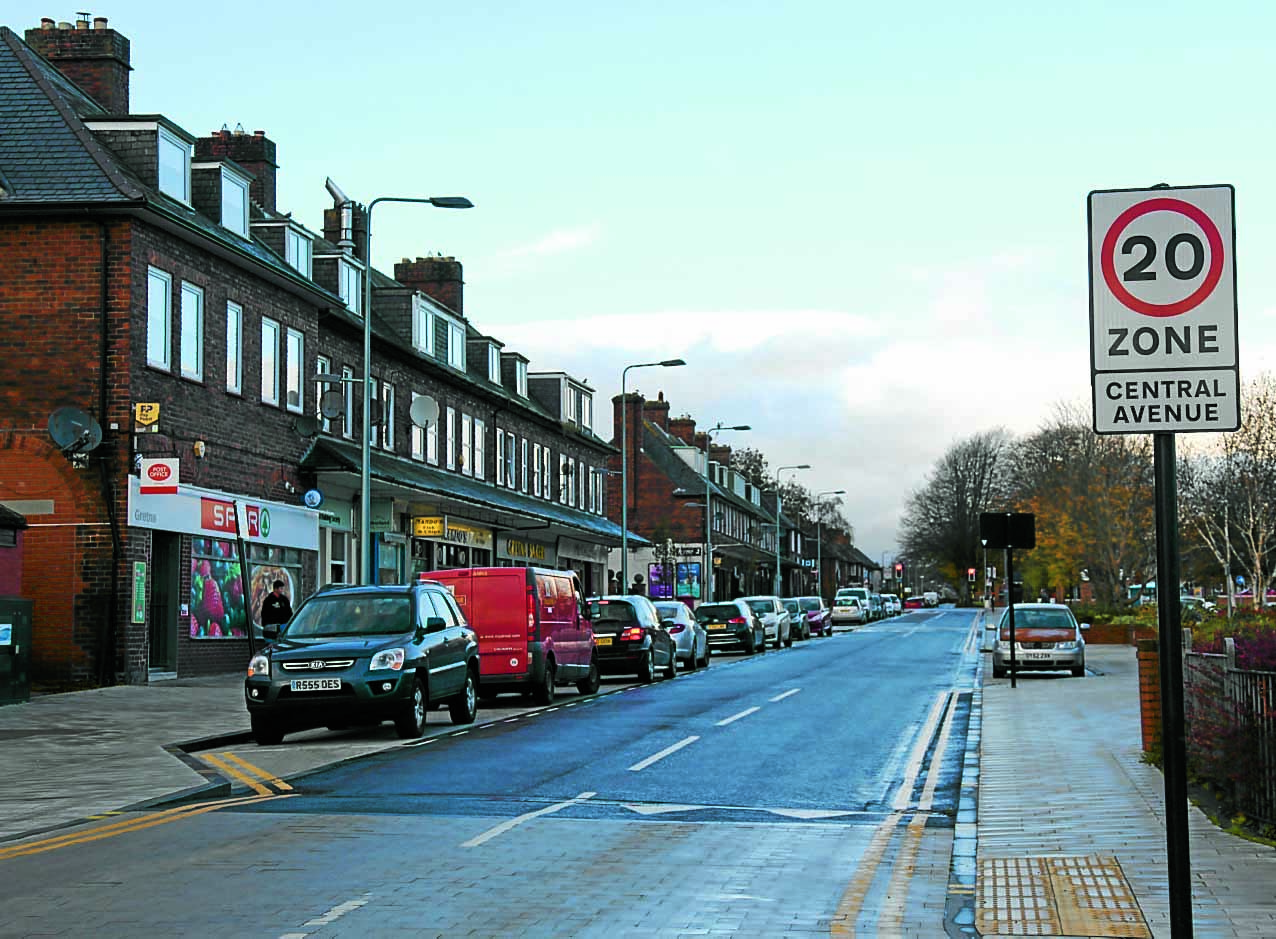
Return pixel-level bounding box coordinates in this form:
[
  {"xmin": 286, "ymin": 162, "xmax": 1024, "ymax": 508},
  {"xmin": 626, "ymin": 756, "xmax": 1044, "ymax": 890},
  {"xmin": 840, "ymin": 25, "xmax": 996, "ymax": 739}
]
[
  {"xmin": 279, "ymin": 893, "xmax": 373, "ymax": 936},
  {"xmin": 461, "ymin": 791, "xmax": 596, "ymax": 848},
  {"xmin": 716, "ymin": 706, "xmax": 761, "ymax": 726},
  {"xmin": 628, "ymin": 735, "xmax": 700, "ymax": 771},
  {"xmin": 892, "ymin": 690, "xmax": 950, "ymax": 811},
  {"xmin": 502, "ymin": 718, "xmax": 519, "ymax": 723},
  {"xmin": 403, "ymin": 737, "xmax": 437, "ymax": 748},
  {"xmin": 769, "ymin": 688, "xmax": 801, "ymax": 702}
]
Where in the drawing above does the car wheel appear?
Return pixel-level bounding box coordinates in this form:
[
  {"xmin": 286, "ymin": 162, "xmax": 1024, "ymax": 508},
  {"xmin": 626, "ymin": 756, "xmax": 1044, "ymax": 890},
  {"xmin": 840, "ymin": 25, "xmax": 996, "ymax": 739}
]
[
  {"xmin": 992, "ymin": 665, "xmax": 1006, "ymax": 680},
  {"xmin": 576, "ymin": 658, "xmax": 600, "ymax": 695},
  {"xmin": 685, "ymin": 646, "xmax": 697, "ymax": 672},
  {"xmin": 533, "ymin": 661, "xmax": 556, "ymax": 704},
  {"xmin": 1071, "ymin": 663, "xmax": 1086, "ymax": 677},
  {"xmin": 784, "ymin": 630, "xmax": 793, "ymax": 648},
  {"xmin": 743, "ymin": 632, "xmax": 755, "ymax": 655},
  {"xmin": 251, "ymin": 715, "xmax": 284, "ymax": 746},
  {"xmin": 773, "ymin": 634, "xmax": 782, "ymax": 650},
  {"xmin": 664, "ymin": 644, "xmax": 677, "ymax": 680},
  {"xmin": 638, "ymin": 649, "xmax": 655, "ymax": 683},
  {"xmin": 394, "ymin": 677, "xmax": 428, "ymax": 739},
  {"xmin": 449, "ymin": 668, "xmax": 478, "ymax": 725},
  {"xmin": 700, "ymin": 642, "xmax": 710, "ymax": 669}
]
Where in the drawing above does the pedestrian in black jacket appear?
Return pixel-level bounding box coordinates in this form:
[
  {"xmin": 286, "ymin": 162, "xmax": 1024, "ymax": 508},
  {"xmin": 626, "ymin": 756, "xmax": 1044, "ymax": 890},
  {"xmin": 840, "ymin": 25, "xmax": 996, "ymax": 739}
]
[{"xmin": 260, "ymin": 579, "xmax": 292, "ymax": 630}]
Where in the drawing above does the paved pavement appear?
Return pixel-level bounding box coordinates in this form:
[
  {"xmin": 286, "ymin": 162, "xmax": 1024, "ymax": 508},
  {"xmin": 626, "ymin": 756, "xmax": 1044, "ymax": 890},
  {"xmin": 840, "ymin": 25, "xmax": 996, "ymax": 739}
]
[{"xmin": 1, "ymin": 636, "xmax": 1273, "ymax": 937}]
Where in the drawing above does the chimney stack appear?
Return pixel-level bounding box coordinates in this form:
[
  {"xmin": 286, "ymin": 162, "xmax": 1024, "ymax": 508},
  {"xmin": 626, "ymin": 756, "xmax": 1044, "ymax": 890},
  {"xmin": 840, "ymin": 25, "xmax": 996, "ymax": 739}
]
[
  {"xmin": 25, "ymin": 17, "xmax": 132, "ymax": 114},
  {"xmin": 196, "ymin": 128, "xmax": 278, "ymax": 213},
  {"xmin": 668, "ymin": 415, "xmax": 697, "ymax": 447},
  {"xmin": 642, "ymin": 391, "xmax": 671, "ymax": 431},
  {"xmin": 394, "ymin": 257, "xmax": 464, "ymax": 315}
]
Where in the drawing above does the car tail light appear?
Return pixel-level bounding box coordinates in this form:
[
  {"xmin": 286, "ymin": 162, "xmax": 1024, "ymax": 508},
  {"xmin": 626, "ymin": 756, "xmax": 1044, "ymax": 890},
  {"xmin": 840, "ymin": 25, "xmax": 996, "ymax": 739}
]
[
  {"xmin": 526, "ymin": 588, "xmax": 536, "ymax": 640},
  {"xmin": 620, "ymin": 627, "xmax": 644, "ymax": 641},
  {"xmin": 667, "ymin": 623, "xmax": 686, "ymax": 633},
  {"xmin": 728, "ymin": 616, "xmax": 746, "ymax": 625}
]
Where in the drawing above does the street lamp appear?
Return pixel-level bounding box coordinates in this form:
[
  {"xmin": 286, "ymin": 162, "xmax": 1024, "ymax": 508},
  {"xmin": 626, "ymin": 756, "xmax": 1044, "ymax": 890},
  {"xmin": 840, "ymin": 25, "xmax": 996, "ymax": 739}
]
[
  {"xmin": 815, "ymin": 489, "xmax": 846, "ymax": 601},
  {"xmin": 327, "ymin": 179, "xmax": 473, "ymax": 585},
  {"xmin": 620, "ymin": 358, "xmax": 686, "ymax": 593},
  {"xmin": 702, "ymin": 422, "xmax": 749, "ymax": 603},
  {"xmin": 774, "ymin": 464, "xmax": 810, "ymax": 595}
]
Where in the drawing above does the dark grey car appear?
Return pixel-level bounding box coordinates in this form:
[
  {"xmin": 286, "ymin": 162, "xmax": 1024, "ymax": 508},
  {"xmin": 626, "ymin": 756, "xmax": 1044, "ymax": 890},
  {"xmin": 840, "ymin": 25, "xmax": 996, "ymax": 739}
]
[{"xmin": 244, "ymin": 582, "xmax": 479, "ymax": 744}]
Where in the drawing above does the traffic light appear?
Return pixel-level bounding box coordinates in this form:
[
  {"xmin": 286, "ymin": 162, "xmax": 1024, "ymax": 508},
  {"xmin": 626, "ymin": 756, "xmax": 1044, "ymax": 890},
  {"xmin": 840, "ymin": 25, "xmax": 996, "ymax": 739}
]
[{"xmin": 968, "ymin": 567, "xmax": 976, "ymax": 582}]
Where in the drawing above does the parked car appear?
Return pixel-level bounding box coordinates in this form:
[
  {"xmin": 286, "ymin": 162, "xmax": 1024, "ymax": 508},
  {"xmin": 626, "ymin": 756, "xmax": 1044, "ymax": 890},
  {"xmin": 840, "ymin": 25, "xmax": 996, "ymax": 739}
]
[
  {"xmin": 694, "ymin": 599, "xmax": 766, "ymax": 654},
  {"xmin": 245, "ymin": 582, "xmax": 480, "ymax": 745},
  {"xmin": 830, "ymin": 595, "xmax": 866, "ymax": 626},
  {"xmin": 786, "ymin": 596, "xmax": 831, "ymax": 636},
  {"xmin": 867, "ymin": 594, "xmax": 885, "ymax": 621},
  {"xmin": 880, "ymin": 594, "xmax": 901, "ymax": 616},
  {"xmin": 653, "ymin": 600, "xmax": 710, "ymax": 669},
  {"xmin": 837, "ymin": 586, "xmax": 872, "ymax": 615},
  {"xmin": 902, "ymin": 595, "xmax": 925, "ymax": 610},
  {"xmin": 991, "ymin": 603, "xmax": 1088, "ymax": 679},
  {"xmin": 739, "ymin": 595, "xmax": 793, "ymax": 648},
  {"xmin": 923, "ymin": 591, "xmax": 940, "ymax": 607},
  {"xmin": 424, "ymin": 566, "xmax": 598, "ymax": 705},
  {"xmin": 781, "ymin": 598, "xmax": 808, "ymax": 641},
  {"xmin": 587, "ymin": 595, "xmax": 678, "ymax": 683}
]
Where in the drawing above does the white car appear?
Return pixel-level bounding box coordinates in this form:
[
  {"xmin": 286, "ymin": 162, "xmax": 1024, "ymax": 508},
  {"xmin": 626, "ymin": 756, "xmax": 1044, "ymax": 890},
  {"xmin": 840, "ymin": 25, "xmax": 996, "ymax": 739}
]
[
  {"xmin": 738, "ymin": 595, "xmax": 793, "ymax": 649},
  {"xmin": 831, "ymin": 596, "xmax": 866, "ymax": 627}
]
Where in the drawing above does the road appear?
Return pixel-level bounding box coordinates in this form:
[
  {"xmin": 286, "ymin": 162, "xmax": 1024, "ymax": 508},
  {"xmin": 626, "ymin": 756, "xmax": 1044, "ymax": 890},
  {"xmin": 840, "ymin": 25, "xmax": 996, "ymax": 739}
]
[{"xmin": 0, "ymin": 607, "xmax": 981, "ymax": 938}]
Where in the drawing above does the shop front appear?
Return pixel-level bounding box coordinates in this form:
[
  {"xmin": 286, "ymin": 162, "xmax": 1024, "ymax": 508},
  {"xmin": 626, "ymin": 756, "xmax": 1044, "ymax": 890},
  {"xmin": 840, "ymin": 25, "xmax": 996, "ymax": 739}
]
[
  {"xmin": 557, "ymin": 535, "xmax": 609, "ymax": 597},
  {"xmin": 126, "ymin": 476, "xmax": 319, "ymax": 677},
  {"xmin": 646, "ymin": 543, "xmax": 703, "ymax": 605},
  {"xmin": 495, "ymin": 533, "xmax": 557, "ymax": 569},
  {"xmin": 410, "ymin": 515, "xmax": 494, "ymax": 577}
]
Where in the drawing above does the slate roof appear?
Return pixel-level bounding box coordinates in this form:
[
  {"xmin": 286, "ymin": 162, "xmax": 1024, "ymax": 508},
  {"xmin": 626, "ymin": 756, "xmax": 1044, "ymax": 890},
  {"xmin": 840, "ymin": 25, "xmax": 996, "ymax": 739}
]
[{"xmin": 0, "ymin": 504, "xmax": 28, "ymax": 529}]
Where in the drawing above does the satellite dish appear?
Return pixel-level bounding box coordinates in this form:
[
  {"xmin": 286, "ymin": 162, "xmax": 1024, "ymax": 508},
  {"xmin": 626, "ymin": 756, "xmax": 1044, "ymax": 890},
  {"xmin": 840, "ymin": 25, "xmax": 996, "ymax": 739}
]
[
  {"xmin": 409, "ymin": 395, "xmax": 439, "ymax": 427},
  {"xmin": 320, "ymin": 389, "xmax": 345, "ymax": 420},
  {"xmin": 293, "ymin": 415, "xmax": 320, "ymax": 437},
  {"xmin": 47, "ymin": 406, "xmax": 103, "ymax": 454}
]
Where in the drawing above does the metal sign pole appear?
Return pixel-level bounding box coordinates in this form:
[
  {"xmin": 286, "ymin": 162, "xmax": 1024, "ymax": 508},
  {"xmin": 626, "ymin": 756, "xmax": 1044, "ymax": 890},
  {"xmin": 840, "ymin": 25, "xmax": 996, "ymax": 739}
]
[
  {"xmin": 1154, "ymin": 432, "xmax": 1193, "ymax": 937},
  {"xmin": 1007, "ymin": 548, "xmax": 1017, "ymax": 690}
]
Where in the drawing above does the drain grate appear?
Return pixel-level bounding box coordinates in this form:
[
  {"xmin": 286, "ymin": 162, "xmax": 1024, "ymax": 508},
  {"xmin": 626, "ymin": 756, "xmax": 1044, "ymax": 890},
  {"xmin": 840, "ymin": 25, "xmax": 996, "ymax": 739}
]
[{"xmin": 977, "ymin": 855, "xmax": 1151, "ymax": 937}]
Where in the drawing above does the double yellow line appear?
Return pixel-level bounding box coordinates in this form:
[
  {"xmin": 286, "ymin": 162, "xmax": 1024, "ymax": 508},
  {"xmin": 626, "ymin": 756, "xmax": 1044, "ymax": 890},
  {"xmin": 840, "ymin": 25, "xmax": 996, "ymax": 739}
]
[{"xmin": 200, "ymin": 751, "xmax": 294, "ymax": 797}]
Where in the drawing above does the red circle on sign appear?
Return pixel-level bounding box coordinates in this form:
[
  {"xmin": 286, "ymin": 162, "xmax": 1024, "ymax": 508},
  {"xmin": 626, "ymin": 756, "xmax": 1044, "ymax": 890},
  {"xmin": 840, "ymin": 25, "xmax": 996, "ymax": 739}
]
[
  {"xmin": 1100, "ymin": 197, "xmax": 1224, "ymax": 318},
  {"xmin": 147, "ymin": 464, "xmax": 171, "ymax": 481}
]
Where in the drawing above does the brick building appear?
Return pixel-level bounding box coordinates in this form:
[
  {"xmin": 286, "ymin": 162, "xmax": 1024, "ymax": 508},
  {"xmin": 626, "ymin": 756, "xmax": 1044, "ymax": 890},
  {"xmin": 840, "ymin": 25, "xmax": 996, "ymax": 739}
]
[{"xmin": 0, "ymin": 16, "xmax": 631, "ymax": 685}]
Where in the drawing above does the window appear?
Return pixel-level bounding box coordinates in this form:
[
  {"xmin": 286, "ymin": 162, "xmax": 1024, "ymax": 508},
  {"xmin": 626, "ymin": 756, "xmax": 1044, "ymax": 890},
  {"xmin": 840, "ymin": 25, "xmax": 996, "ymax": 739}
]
[
  {"xmin": 495, "ymin": 431, "xmax": 505, "ymax": 486},
  {"xmin": 449, "ymin": 321, "xmax": 469, "ymax": 367},
  {"xmin": 446, "ymin": 407, "xmax": 456, "ymax": 470},
  {"xmin": 521, "ymin": 439, "xmax": 529, "ymax": 493},
  {"xmin": 412, "ymin": 297, "xmax": 433, "ymax": 355},
  {"xmin": 568, "ymin": 458, "xmax": 577, "ymax": 507},
  {"xmin": 339, "ymin": 259, "xmax": 362, "ymax": 314},
  {"xmin": 317, "ymin": 355, "xmax": 331, "ymax": 432},
  {"xmin": 474, "ymin": 419, "xmax": 485, "ymax": 481},
  {"xmin": 542, "ymin": 447, "xmax": 552, "ymax": 500},
  {"xmin": 581, "ymin": 394, "xmax": 593, "ymax": 432},
  {"xmin": 285, "ymin": 328, "xmax": 304, "ymax": 413},
  {"xmin": 532, "ymin": 443, "xmax": 542, "ymax": 497},
  {"xmin": 225, "ymin": 301, "xmax": 242, "ymax": 394},
  {"xmin": 515, "ymin": 361, "xmax": 528, "ymax": 398},
  {"xmin": 587, "ymin": 467, "xmax": 595, "ymax": 512},
  {"xmin": 261, "ymin": 318, "xmax": 280, "ymax": 405},
  {"xmin": 285, "ymin": 228, "xmax": 312, "ymax": 277},
  {"xmin": 578, "ymin": 463, "xmax": 585, "ymax": 508},
  {"xmin": 559, "ymin": 454, "xmax": 569, "ymax": 504},
  {"xmin": 381, "ymin": 381, "xmax": 395, "ymax": 450},
  {"xmin": 158, "ymin": 127, "xmax": 189, "ymax": 202},
  {"xmin": 410, "ymin": 392, "xmax": 425, "ymax": 461},
  {"xmin": 488, "ymin": 345, "xmax": 500, "ymax": 383},
  {"xmin": 341, "ymin": 365, "xmax": 355, "ymax": 438},
  {"xmin": 367, "ymin": 378, "xmax": 379, "ymax": 445},
  {"xmin": 221, "ymin": 169, "xmax": 249, "ymax": 237},
  {"xmin": 427, "ymin": 415, "xmax": 438, "ymax": 465},
  {"xmin": 146, "ymin": 267, "xmax": 171, "ymax": 369},
  {"xmin": 565, "ymin": 388, "xmax": 577, "ymax": 423},
  {"xmin": 505, "ymin": 432, "xmax": 516, "ymax": 489},
  {"xmin": 461, "ymin": 414, "xmax": 473, "ymax": 475},
  {"xmin": 179, "ymin": 282, "xmax": 203, "ymax": 380}
]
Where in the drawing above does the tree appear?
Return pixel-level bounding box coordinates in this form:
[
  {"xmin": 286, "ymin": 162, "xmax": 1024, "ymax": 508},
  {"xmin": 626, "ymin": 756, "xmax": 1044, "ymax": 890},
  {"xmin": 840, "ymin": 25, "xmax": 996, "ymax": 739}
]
[
  {"xmin": 731, "ymin": 447, "xmax": 770, "ymax": 488},
  {"xmin": 899, "ymin": 430, "xmax": 1010, "ymax": 601}
]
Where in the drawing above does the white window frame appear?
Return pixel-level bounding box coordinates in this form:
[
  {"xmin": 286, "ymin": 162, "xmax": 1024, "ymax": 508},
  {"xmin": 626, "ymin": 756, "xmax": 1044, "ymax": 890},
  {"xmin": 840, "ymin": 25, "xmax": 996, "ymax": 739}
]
[
  {"xmin": 367, "ymin": 377, "xmax": 380, "ymax": 446},
  {"xmin": 411, "ymin": 297, "xmax": 434, "ymax": 355},
  {"xmin": 505, "ymin": 432, "xmax": 516, "ymax": 489},
  {"xmin": 381, "ymin": 381, "xmax": 395, "ymax": 450},
  {"xmin": 521, "ymin": 439, "xmax": 529, "ymax": 493},
  {"xmin": 516, "ymin": 361, "xmax": 528, "ymax": 398},
  {"xmin": 427, "ymin": 415, "xmax": 438, "ymax": 465},
  {"xmin": 285, "ymin": 227, "xmax": 313, "ymax": 278},
  {"xmin": 577, "ymin": 462, "xmax": 585, "ymax": 509},
  {"xmin": 341, "ymin": 365, "xmax": 355, "ymax": 439},
  {"xmin": 220, "ymin": 167, "xmax": 250, "ymax": 238},
  {"xmin": 446, "ymin": 407, "xmax": 456, "ymax": 470},
  {"xmin": 285, "ymin": 327, "xmax": 304, "ymax": 414},
  {"xmin": 565, "ymin": 387, "xmax": 577, "ymax": 423},
  {"xmin": 543, "ymin": 447, "xmax": 552, "ymax": 501},
  {"xmin": 474, "ymin": 418, "xmax": 485, "ymax": 481},
  {"xmin": 410, "ymin": 392, "xmax": 425, "ymax": 461},
  {"xmin": 488, "ymin": 345, "xmax": 500, "ymax": 383},
  {"xmin": 461, "ymin": 414, "xmax": 473, "ymax": 476},
  {"xmin": 447, "ymin": 321, "xmax": 465, "ymax": 369},
  {"xmin": 261, "ymin": 317, "xmax": 280, "ymax": 406},
  {"xmin": 317, "ymin": 355, "xmax": 332, "ymax": 432},
  {"xmin": 496, "ymin": 430, "xmax": 505, "ymax": 486},
  {"xmin": 339, "ymin": 258, "xmax": 362, "ymax": 315},
  {"xmin": 157, "ymin": 127, "xmax": 190, "ymax": 203},
  {"xmin": 225, "ymin": 301, "xmax": 242, "ymax": 394},
  {"xmin": 581, "ymin": 394, "xmax": 593, "ymax": 432},
  {"xmin": 532, "ymin": 443, "xmax": 542, "ymax": 497},
  {"xmin": 146, "ymin": 267, "xmax": 172, "ymax": 370},
  {"xmin": 559, "ymin": 453, "xmax": 569, "ymax": 504},
  {"xmin": 179, "ymin": 282, "xmax": 203, "ymax": 380}
]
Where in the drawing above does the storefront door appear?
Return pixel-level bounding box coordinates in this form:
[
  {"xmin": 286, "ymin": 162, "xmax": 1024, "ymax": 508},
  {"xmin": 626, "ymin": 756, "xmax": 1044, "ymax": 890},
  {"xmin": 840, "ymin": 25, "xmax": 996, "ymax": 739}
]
[{"xmin": 148, "ymin": 532, "xmax": 179, "ymax": 673}]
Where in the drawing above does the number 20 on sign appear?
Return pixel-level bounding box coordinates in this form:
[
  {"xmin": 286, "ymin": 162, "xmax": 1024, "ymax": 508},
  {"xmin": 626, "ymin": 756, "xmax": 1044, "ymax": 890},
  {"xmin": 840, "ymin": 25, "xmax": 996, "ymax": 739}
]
[{"xmin": 1088, "ymin": 184, "xmax": 1239, "ymax": 434}]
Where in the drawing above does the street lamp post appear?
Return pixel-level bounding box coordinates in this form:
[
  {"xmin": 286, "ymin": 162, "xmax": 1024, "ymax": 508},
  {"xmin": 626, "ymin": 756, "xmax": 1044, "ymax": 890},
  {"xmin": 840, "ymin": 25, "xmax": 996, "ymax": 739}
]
[
  {"xmin": 327, "ymin": 179, "xmax": 473, "ymax": 585},
  {"xmin": 702, "ymin": 422, "xmax": 749, "ymax": 604},
  {"xmin": 774, "ymin": 464, "xmax": 811, "ymax": 595},
  {"xmin": 620, "ymin": 359, "xmax": 686, "ymax": 594},
  {"xmin": 815, "ymin": 489, "xmax": 846, "ymax": 602}
]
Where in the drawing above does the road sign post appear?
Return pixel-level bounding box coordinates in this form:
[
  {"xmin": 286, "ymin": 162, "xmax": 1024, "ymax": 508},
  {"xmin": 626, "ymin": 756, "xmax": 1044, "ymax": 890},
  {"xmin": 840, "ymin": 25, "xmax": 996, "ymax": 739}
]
[{"xmin": 1089, "ymin": 183, "xmax": 1238, "ymax": 939}]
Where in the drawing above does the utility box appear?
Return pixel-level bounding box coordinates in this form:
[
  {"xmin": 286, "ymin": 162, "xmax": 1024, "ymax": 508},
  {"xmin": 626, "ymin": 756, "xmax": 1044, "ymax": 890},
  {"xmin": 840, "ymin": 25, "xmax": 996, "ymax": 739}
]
[{"xmin": 0, "ymin": 598, "xmax": 33, "ymax": 705}]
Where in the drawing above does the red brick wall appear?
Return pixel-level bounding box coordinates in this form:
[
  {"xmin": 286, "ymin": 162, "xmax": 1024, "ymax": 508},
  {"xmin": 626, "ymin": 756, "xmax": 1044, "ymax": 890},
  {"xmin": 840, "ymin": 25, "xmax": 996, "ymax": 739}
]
[{"xmin": 1137, "ymin": 638, "xmax": 1161, "ymax": 753}]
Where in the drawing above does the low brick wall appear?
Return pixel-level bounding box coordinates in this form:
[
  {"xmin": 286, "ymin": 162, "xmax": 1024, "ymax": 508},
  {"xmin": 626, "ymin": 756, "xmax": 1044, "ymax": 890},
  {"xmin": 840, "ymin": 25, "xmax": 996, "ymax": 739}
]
[
  {"xmin": 1085, "ymin": 622, "xmax": 1157, "ymax": 645},
  {"xmin": 1136, "ymin": 638, "xmax": 1161, "ymax": 753}
]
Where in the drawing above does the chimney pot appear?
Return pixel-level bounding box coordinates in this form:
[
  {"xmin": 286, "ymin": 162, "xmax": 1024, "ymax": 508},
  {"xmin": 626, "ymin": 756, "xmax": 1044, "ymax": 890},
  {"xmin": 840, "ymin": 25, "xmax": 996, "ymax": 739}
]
[
  {"xmin": 57, "ymin": 21, "xmax": 72, "ymax": 29},
  {"xmin": 75, "ymin": 19, "xmax": 89, "ymax": 30},
  {"xmin": 93, "ymin": 16, "xmax": 108, "ymax": 28},
  {"xmin": 40, "ymin": 17, "xmax": 55, "ymax": 28}
]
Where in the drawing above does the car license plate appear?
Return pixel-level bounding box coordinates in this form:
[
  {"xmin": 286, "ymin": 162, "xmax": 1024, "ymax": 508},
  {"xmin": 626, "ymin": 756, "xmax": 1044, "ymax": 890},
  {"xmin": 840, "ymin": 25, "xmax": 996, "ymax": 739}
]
[
  {"xmin": 595, "ymin": 636, "xmax": 613, "ymax": 646},
  {"xmin": 290, "ymin": 677, "xmax": 342, "ymax": 691},
  {"xmin": 706, "ymin": 623, "xmax": 726, "ymax": 630},
  {"xmin": 1022, "ymin": 652, "xmax": 1053, "ymax": 660}
]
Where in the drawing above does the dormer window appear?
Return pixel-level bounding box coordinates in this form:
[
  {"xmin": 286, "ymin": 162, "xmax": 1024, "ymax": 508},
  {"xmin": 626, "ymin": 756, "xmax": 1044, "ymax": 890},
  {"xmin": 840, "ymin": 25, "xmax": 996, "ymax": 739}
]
[
  {"xmin": 412, "ymin": 296, "xmax": 434, "ymax": 355},
  {"xmin": 446, "ymin": 320, "xmax": 465, "ymax": 370},
  {"xmin": 220, "ymin": 166, "xmax": 250, "ymax": 238},
  {"xmin": 488, "ymin": 345, "xmax": 500, "ymax": 384},
  {"xmin": 285, "ymin": 226, "xmax": 312, "ymax": 277},
  {"xmin": 516, "ymin": 361, "xmax": 528, "ymax": 398},
  {"xmin": 338, "ymin": 258, "xmax": 362, "ymax": 314},
  {"xmin": 158, "ymin": 127, "xmax": 190, "ymax": 202},
  {"xmin": 580, "ymin": 393, "xmax": 593, "ymax": 431},
  {"xmin": 565, "ymin": 388, "xmax": 577, "ymax": 422}
]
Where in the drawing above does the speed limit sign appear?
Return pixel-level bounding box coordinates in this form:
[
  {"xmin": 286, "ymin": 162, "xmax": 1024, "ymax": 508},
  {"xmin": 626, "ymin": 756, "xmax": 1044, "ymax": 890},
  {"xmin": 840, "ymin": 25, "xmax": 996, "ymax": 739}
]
[{"xmin": 1088, "ymin": 184, "xmax": 1238, "ymax": 434}]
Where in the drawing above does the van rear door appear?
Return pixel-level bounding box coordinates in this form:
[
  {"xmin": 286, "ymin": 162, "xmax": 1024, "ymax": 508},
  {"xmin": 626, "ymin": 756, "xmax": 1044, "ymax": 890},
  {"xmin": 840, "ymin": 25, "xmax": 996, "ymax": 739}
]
[{"xmin": 430, "ymin": 568, "xmax": 532, "ymax": 679}]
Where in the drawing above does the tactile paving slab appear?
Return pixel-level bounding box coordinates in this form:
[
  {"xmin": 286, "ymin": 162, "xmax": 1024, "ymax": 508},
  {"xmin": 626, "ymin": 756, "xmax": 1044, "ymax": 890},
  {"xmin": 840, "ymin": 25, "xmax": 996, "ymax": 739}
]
[{"xmin": 977, "ymin": 854, "xmax": 1151, "ymax": 937}]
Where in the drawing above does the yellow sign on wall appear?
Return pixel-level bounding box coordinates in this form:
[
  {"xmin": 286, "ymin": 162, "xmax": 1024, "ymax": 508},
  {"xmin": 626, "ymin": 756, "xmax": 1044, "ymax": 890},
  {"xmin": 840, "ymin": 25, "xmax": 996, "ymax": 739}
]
[
  {"xmin": 413, "ymin": 516, "xmax": 445, "ymax": 538},
  {"xmin": 134, "ymin": 402, "xmax": 160, "ymax": 426}
]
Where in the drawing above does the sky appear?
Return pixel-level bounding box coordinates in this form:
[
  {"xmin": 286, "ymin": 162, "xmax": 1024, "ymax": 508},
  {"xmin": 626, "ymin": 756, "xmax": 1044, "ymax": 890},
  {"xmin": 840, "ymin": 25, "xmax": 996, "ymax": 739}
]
[{"xmin": 46, "ymin": 0, "xmax": 1276, "ymax": 561}]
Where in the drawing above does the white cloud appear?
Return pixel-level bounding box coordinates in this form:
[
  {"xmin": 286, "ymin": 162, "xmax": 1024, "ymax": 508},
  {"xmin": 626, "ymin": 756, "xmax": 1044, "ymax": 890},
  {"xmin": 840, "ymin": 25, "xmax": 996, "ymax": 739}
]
[{"xmin": 492, "ymin": 224, "xmax": 602, "ymax": 266}]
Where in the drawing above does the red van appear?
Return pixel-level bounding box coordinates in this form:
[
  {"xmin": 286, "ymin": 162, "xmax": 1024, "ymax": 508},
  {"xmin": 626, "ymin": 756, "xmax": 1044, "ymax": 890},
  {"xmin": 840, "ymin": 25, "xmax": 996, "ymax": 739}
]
[{"xmin": 422, "ymin": 567, "xmax": 599, "ymax": 704}]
